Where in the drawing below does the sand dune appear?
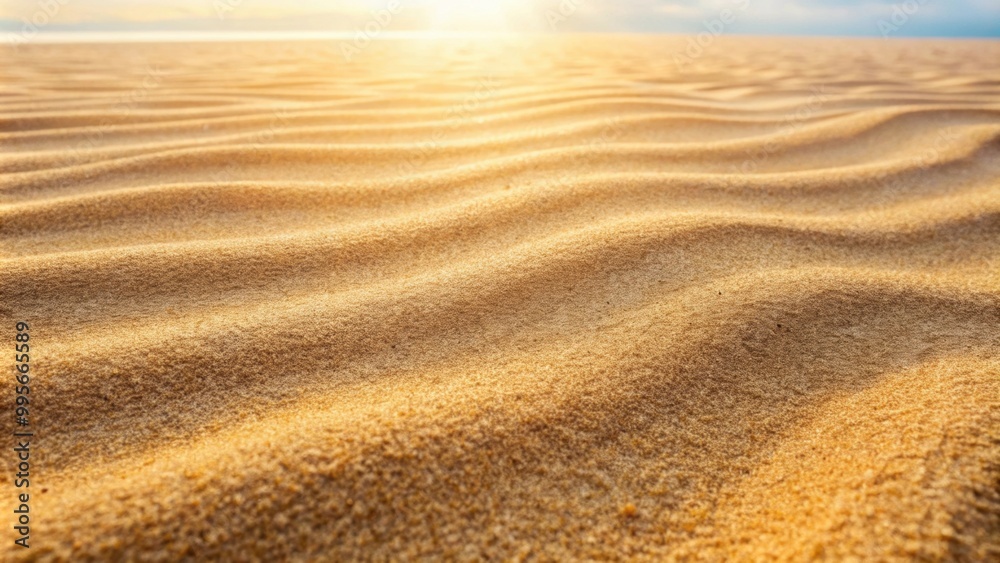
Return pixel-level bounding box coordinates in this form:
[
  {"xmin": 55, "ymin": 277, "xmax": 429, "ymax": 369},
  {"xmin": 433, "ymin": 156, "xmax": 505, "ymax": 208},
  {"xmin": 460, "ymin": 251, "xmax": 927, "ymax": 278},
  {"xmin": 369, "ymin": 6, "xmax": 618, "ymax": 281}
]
[{"xmin": 1, "ymin": 36, "xmax": 999, "ymax": 560}]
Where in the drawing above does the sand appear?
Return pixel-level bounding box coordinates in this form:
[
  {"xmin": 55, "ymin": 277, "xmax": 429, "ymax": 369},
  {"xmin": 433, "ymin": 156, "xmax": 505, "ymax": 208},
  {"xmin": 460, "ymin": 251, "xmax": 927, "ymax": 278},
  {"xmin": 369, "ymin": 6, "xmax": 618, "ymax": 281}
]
[{"xmin": 1, "ymin": 35, "xmax": 999, "ymax": 560}]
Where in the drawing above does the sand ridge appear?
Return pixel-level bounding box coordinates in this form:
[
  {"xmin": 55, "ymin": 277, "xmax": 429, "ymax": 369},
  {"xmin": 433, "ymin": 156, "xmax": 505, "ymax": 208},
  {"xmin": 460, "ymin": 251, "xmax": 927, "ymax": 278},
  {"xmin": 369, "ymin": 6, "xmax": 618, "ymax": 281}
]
[{"xmin": 1, "ymin": 36, "xmax": 999, "ymax": 560}]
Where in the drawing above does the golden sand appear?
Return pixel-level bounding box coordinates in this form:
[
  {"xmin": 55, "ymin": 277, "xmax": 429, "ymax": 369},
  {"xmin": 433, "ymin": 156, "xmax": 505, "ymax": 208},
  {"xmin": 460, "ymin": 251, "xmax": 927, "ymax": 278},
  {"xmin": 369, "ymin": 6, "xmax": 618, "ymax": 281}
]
[{"xmin": 1, "ymin": 36, "xmax": 999, "ymax": 560}]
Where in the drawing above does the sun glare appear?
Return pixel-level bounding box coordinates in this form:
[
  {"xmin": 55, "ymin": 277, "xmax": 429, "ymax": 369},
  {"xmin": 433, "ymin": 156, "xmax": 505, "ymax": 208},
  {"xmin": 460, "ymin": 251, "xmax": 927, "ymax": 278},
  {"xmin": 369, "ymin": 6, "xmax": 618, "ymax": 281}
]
[{"xmin": 423, "ymin": 0, "xmax": 518, "ymax": 32}]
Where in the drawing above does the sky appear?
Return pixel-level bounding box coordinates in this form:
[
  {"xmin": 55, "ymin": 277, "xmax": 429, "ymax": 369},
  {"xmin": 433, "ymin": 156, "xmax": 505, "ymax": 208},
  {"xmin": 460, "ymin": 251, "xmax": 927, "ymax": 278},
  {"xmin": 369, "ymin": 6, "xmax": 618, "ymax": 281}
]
[{"xmin": 1, "ymin": 0, "xmax": 998, "ymax": 38}]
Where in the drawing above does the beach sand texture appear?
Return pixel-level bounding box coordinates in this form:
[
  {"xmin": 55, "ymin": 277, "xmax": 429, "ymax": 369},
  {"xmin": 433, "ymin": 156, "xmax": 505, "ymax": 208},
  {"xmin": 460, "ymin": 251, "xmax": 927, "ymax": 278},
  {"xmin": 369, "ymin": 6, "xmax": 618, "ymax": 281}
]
[{"xmin": 1, "ymin": 36, "xmax": 999, "ymax": 560}]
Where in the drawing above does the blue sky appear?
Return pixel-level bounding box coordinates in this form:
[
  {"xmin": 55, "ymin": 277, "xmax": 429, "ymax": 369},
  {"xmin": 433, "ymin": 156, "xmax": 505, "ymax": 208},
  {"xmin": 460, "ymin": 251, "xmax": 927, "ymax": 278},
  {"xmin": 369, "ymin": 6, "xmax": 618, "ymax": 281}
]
[{"xmin": 2, "ymin": 0, "xmax": 998, "ymax": 37}]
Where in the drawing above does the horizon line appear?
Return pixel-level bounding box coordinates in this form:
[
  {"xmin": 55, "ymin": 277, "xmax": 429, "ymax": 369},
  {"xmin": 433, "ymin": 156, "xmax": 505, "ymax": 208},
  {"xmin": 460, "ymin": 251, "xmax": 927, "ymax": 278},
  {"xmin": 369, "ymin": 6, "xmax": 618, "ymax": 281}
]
[{"xmin": 4, "ymin": 30, "xmax": 1000, "ymax": 45}]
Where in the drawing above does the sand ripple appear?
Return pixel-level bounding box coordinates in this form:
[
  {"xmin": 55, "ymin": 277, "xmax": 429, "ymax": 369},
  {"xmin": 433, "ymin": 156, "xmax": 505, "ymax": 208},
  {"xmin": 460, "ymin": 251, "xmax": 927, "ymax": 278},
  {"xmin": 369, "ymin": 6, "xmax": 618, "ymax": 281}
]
[{"xmin": 1, "ymin": 36, "xmax": 999, "ymax": 561}]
